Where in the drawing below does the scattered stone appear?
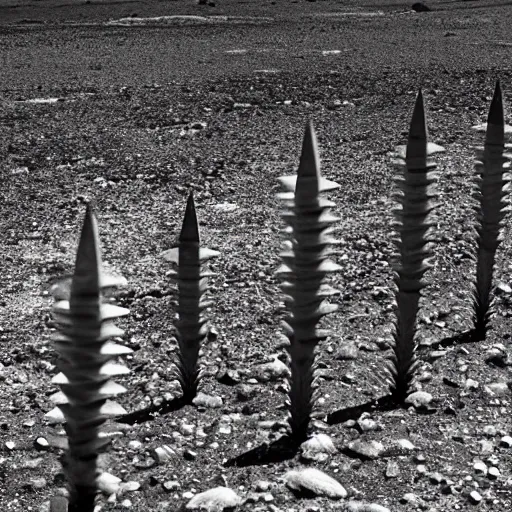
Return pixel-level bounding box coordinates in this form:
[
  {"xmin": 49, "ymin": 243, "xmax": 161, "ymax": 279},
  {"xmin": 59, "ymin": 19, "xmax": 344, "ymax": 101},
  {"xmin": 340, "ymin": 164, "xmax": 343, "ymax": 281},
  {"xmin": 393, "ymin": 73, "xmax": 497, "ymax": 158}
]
[
  {"xmin": 254, "ymin": 358, "xmax": 290, "ymax": 382},
  {"xmin": 163, "ymin": 480, "xmax": 180, "ymax": 492},
  {"xmin": 5, "ymin": 441, "xmax": 15, "ymax": 450},
  {"xmin": 26, "ymin": 477, "xmax": 47, "ymax": 490},
  {"xmin": 500, "ymin": 435, "xmax": 512, "ymax": 448},
  {"xmin": 482, "ymin": 425, "xmax": 497, "ymax": 437},
  {"xmin": 344, "ymin": 439, "xmax": 384, "ymax": 460},
  {"xmin": 261, "ymin": 492, "xmax": 274, "ymax": 502},
  {"xmin": 300, "ymin": 433, "xmax": 337, "ymax": 462},
  {"xmin": 185, "ymin": 486, "xmax": 242, "ymax": 510},
  {"xmin": 255, "ymin": 480, "xmax": 271, "ymax": 492},
  {"xmin": 184, "ymin": 450, "xmax": 197, "ymax": 461},
  {"xmin": 357, "ymin": 418, "xmax": 380, "ymax": 433},
  {"xmin": 152, "ymin": 445, "xmax": 176, "ymax": 464},
  {"xmin": 484, "ymin": 382, "xmax": 509, "ymax": 396},
  {"xmin": 485, "ymin": 348, "xmax": 507, "ymax": 368},
  {"xmin": 119, "ymin": 481, "xmax": 141, "ymax": 495},
  {"xmin": 429, "ymin": 472, "xmax": 444, "ymax": 484},
  {"xmin": 465, "ymin": 378, "xmax": 479, "ymax": 390},
  {"xmin": 236, "ymin": 384, "xmax": 257, "ymax": 402},
  {"xmin": 21, "ymin": 457, "xmax": 43, "ymax": 469},
  {"xmin": 97, "ymin": 472, "xmax": 122, "ymax": 495},
  {"xmin": 395, "ymin": 439, "xmax": 415, "ymax": 452},
  {"xmin": 469, "ymin": 490, "xmax": 482, "ymax": 504},
  {"xmin": 429, "ymin": 350, "xmax": 447, "ymax": 361},
  {"xmin": 34, "ymin": 437, "xmax": 49, "ymax": 450},
  {"xmin": 193, "ymin": 393, "xmax": 223, "ymax": 409},
  {"xmin": 385, "ymin": 460, "xmax": 400, "ymax": 478},
  {"xmin": 343, "ymin": 501, "xmax": 390, "ymax": 512},
  {"xmin": 180, "ymin": 423, "xmax": 196, "ymax": 437},
  {"xmin": 400, "ymin": 493, "xmax": 419, "ymax": 504},
  {"xmin": 335, "ymin": 342, "xmax": 358, "ymax": 360},
  {"xmin": 284, "ymin": 468, "xmax": 347, "ymax": 499},
  {"xmin": 473, "ymin": 461, "xmax": 488, "ymax": 475},
  {"xmin": 496, "ymin": 281, "xmax": 512, "ymax": 294},
  {"xmin": 405, "ymin": 391, "xmax": 433, "ymax": 409},
  {"xmin": 488, "ymin": 467, "xmax": 500, "ymax": 479},
  {"xmin": 478, "ymin": 439, "xmax": 495, "ymax": 455}
]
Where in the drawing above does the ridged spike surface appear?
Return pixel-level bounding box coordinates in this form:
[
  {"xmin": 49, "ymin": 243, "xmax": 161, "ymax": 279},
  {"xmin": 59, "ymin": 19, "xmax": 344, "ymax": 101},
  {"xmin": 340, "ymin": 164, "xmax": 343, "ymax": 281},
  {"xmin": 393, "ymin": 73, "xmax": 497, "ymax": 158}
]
[
  {"xmin": 277, "ymin": 122, "xmax": 340, "ymax": 442},
  {"xmin": 387, "ymin": 92, "xmax": 444, "ymax": 404},
  {"xmin": 49, "ymin": 205, "xmax": 131, "ymax": 512},
  {"xmin": 470, "ymin": 82, "xmax": 512, "ymax": 340},
  {"xmin": 165, "ymin": 192, "xmax": 219, "ymax": 402}
]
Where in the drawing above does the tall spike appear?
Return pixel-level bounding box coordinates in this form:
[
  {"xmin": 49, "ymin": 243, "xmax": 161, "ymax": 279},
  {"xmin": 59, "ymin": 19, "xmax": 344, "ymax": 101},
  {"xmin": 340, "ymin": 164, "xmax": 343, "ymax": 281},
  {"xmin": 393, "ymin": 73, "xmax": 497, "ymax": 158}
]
[
  {"xmin": 277, "ymin": 121, "xmax": 341, "ymax": 442},
  {"xmin": 470, "ymin": 81, "xmax": 512, "ymax": 340},
  {"xmin": 163, "ymin": 194, "xmax": 219, "ymax": 402},
  {"xmin": 387, "ymin": 91, "xmax": 444, "ymax": 404},
  {"xmin": 47, "ymin": 206, "xmax": 131, "ymax": 512}
]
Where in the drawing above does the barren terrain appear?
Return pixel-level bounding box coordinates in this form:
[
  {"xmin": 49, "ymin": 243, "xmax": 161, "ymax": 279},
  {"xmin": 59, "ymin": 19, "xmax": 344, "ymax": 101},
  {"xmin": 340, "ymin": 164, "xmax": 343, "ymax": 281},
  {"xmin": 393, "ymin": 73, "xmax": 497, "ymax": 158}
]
[{"xmin": 1, "ymin": 0, "xmax": 512, "ymax": 511}]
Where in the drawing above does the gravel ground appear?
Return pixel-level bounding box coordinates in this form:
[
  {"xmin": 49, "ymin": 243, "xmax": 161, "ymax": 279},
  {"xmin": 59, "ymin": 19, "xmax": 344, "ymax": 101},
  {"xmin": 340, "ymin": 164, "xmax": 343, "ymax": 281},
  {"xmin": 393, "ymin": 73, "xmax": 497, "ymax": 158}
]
[{"xmin": 1, "ymin": 1, "xmax": 512, "ymax": 511}]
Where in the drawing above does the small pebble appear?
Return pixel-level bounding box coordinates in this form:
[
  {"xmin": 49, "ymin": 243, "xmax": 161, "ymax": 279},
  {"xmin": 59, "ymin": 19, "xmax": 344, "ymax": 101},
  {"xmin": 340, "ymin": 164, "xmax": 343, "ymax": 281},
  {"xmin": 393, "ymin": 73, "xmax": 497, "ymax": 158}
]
[
  {"xmin": 473, "ymin": 461, "xmax": 487, "ymax": 475},
  {"xmin": 405, "ymin": 391, "xmax": 433, "ymax": 409},
  {"xmin": 469, "ymin": 490, "xmax": 482, "ymax": 504},
  {"xmin": 488, "ymin": 467, "xmax": 500, "ymax": 480},
  {"xmin": 499, "ymin": 435, "xmax": 512, "ymax": 448}
]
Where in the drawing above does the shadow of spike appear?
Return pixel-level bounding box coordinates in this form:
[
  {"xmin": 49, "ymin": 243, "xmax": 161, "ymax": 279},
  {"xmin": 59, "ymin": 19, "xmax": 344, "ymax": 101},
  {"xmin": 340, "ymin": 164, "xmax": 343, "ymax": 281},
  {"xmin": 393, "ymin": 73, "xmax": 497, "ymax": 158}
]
[
  {"xmin": 116, "ymin": 396, "xmax": 187, "ymax": 425},
  {"xmin": 276, "ymin": 122, "xmax": 341, "ymax": 443},
  {"xmin": 224, "ymin": 435, "xmax": 299, "ymax": 467},
  {"xmin": 470, "ymin": 81, "xmax": 512, "ymax": 341},
  {"xmin": 48, "ymin": 205, "xmax": 130, "ymax": 512},
  {"xmin": 161, "ymin": 192, "xmax": 219, "ymax": 404},
  {"xmin": 326, "ymin": 395, "xmax": 396, "ymax": 425},
  {"xmin": 387, "ymin": 91, "xmax": 444, "ymax": 405}
]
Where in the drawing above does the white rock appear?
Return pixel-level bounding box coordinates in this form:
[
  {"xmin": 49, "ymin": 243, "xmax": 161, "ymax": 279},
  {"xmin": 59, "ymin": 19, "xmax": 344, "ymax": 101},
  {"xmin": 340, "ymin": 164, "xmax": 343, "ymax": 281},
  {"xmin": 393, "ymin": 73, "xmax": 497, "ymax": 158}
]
[
  {"xmin": 500, "ymin": 435, "xmax": 512, "ymax": 448},
  {"xmin": 284, "ymin": 468, "xmax": 347, "ymax": 499},
  {"xmin": 300, "ymin": 433, "xmax": 337, "ymax": 462},
  {"xmin": 345, "ymin": 439, "xmax": 384, "ymax": 460},
  {"xmin": 97, "ymin": 472, "xmax": 122, "ymax": 495},
  {"xmin": 152, "ymin": 445, "xmax": 176, "ymax": 464},
  {"xmin": 343, "ymin": 501, "xmax": 390, "ymax": 512},
  {"xmin": 484, "ymin": 382, "xmax": 509, "ymax": 396},
  {"xmin": 186, "ymin": 486, "xmax": 242, "ymax": 511},
  {"xmin": 469, "ymin": 490, "xmax": 482, "ymax": 504},
  {"xmin": 405, "ymin": 391, "xmax": 433, "ymax": 408},
  {"xmin": 254, "ymin": 358, "xmax": 290, "ymax": 382},
  {"xmin": 193, "ymin": 393, "xmax": 223, "ymax": 409},
  {"xmin": 473, "ymin": 461, "xmax": 487, "ymax": 475}
]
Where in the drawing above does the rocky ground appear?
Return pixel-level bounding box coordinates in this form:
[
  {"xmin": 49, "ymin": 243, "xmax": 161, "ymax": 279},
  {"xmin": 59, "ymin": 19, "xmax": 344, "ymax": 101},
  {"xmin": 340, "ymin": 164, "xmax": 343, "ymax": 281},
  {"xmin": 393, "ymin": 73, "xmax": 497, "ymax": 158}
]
[{"xmin": 1, "ymin": 0, "xmax": 512, "ymax": 511}]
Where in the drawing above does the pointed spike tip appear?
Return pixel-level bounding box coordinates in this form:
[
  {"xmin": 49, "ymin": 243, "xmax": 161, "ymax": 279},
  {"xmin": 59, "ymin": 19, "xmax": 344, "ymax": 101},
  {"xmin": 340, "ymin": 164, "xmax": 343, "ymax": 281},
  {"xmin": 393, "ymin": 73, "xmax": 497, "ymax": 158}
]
[
  {"xmin": 408, "ymin": 89, "xmax": 428, "ymax": 141},
  {"xmin": 180, "ymin": 192, "xmax": 200, "ymax": 243},
  {"xmin": 297, "ymin": 120, "xmax": 321, "ymax": 180},
  {"xmin": 484, "ymin": 80, "xmax": 505, "ymax": 148},
  {"xmin": 72, "ymin": 204, "xmax": 102, "ymax": 294},
  {"xmin": 295, "ymin": 121, "xmax": 321, "ymax": 203}
]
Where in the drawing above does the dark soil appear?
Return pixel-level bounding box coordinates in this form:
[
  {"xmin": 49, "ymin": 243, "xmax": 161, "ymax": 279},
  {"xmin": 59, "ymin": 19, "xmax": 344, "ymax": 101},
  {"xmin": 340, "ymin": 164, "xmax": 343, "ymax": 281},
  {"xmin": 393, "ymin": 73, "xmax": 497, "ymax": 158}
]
[{"xmin": 0, "ymin": 0, "xmax": 512, "ymax": 511}]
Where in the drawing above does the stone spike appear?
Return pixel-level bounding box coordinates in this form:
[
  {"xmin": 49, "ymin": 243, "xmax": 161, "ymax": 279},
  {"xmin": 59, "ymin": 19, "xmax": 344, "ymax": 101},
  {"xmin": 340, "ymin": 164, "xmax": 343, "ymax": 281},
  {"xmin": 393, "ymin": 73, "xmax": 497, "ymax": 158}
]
[
  {"xmin": 485, "ymin": 80, "xmax": 505, "ymax": 146},
  {"xmin": 72, "ymin": 204, "xmax": 102, "ymax": 297},
  {"xmin": 180, "ymin": 192, "xmax": 200, "ymax": 244}
]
